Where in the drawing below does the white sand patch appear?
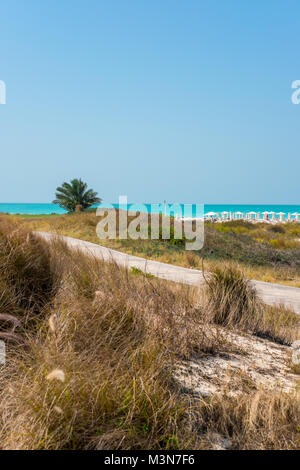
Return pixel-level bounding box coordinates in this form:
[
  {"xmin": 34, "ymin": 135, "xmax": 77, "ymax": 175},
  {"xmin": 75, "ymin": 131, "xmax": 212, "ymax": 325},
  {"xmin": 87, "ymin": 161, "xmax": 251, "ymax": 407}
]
[{"xmin": 174, "ymin": 331, "xmax": 299, "ymax": 397}]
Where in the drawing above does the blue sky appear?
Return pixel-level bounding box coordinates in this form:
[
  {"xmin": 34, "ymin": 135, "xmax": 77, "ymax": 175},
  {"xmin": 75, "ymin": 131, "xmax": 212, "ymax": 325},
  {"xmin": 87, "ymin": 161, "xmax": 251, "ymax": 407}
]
[{"xmin": 0, "ymin": 0, "xmax": 299, "ymax": 204}]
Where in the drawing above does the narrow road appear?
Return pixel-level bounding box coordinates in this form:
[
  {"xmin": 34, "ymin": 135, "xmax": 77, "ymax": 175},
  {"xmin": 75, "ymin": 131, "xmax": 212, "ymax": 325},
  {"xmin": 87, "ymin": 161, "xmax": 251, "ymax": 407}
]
[{"xmin": 36, "ymin": 231, "xmax": 300, "ymax": 314}]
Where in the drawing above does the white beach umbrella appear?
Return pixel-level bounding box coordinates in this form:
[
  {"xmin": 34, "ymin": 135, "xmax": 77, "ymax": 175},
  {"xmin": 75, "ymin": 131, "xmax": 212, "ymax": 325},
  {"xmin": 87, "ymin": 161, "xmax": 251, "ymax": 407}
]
[
  {"xmin": 276, "ymin": 212, "xmax": 286, "ymax": 222},
  {"xmin": 221, "ymin": 211, "xmax": 229, "ymax": 220},
  {"xmin": 235, "ymin": 211, "xmax": 244, "ymax": 219},
  {"xmin": 206, "ymin": 211, "xmax": 217, "ymax": 216},
  {"xmin": 268, "ymin": 211, "xmax": 276, "ymax": 220},
  {"xmin": 247, "ymin": 211, "xmax": 257, "ymax": 220},
  {"xmin": 262, "ymin": 211, "xmax": 270, "ymax": 220}
]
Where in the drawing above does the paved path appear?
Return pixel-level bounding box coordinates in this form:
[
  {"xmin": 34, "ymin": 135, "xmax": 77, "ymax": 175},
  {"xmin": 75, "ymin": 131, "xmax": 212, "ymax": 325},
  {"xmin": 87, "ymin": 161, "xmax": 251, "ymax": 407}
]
[{"xmin": 36, "ymin": 232, "xmax": 300, "ymax": 314}]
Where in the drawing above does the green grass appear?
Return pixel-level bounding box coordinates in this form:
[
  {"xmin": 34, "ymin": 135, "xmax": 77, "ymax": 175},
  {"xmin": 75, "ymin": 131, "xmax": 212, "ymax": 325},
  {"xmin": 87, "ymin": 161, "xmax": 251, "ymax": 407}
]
[{"xmin": 130, "ymin": 266, "xmax": 155, "ymax": 278}]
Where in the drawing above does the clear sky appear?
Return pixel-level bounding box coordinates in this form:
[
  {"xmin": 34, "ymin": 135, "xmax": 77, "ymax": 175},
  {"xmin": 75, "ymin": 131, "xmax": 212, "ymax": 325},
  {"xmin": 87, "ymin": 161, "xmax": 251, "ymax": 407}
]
[{"xmin": 0, "ymin": 0, "xmax": 299, "ymax": 204}]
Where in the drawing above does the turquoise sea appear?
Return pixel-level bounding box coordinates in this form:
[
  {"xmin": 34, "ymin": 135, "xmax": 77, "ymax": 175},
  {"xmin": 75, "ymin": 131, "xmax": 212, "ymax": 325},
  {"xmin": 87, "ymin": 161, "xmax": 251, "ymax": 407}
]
[
  {"xmin": 0, "ymin": 203, "xmax": 300, "ymax": 219},
  {"xmin": 0, "ymin": 203, "xmax": 67, "ymax": 215}
]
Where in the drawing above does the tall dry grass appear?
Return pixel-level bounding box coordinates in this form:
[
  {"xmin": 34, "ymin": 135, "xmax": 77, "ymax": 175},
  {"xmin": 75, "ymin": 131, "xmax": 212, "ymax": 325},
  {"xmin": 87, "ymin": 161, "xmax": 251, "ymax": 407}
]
[
  {"xmin": 0, "ymin": 216, "xmax": 59, "ymax": 344},
  {"xmin": 205, "ymin": 264, "xmax": 300, "ymax": 345},
  {"xmin": 0, "ymin": 236, "xmax": 218, "ymax": 449},
  {"xmin": 197, "ymin": 388, "xmax": 300, "ymax": 450},
  {"xmin": 205, "ymin": 264, "xmax": 260, "ymax": 330},
  {"xmin": 0, "ymin": 219, "xmax": 299, "ymax": 449}
]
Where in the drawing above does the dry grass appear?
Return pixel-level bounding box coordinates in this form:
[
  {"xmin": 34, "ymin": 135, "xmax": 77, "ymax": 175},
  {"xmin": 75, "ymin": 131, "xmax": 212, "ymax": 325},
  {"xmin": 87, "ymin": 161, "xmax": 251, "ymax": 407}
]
[
  {"xmin": 0, "ymin": 216, "xmax": 58, "ymax": 329},
  {"xmin": 0, "ymin": 233, "xmax": 216, "ymax": 449},
  {"xmin": 18, "ymin": 211, "xmax": 300, "ymax": 287},
  {"xmin": 205, "ymin": 264, "xmax": 261, "ymax": 330},
  {"xmin": 0, "ymin": 218, "xmax": 299, "ymax": 450},
  {"xmin": 197, "ymin": 388, "xmax": 300, "ymax": 450},
  {"xmin": 204, "ymin": 264, "xmax": 300, "ymax": 344},
  {"xmin": 203, "ymin": 258, "xmax": 300, "ymax": 288}
]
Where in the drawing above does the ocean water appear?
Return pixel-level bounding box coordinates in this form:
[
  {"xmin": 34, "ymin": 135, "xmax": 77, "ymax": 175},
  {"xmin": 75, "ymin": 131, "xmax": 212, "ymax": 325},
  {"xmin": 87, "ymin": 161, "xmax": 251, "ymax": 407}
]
[
  {"xmin": 0, "ymin": 203, "xmax": 67, "ymax": 215},
  {"xmin": 0, "ymin": 202, "xmax": 300, "ymax": 219}
]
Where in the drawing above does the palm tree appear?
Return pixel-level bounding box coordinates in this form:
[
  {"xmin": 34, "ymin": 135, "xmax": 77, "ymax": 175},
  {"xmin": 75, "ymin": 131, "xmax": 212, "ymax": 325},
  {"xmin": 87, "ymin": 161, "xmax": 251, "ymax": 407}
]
[{"xmin": 53, "ymin": 178, "xmax": 102, "ymax": 212}]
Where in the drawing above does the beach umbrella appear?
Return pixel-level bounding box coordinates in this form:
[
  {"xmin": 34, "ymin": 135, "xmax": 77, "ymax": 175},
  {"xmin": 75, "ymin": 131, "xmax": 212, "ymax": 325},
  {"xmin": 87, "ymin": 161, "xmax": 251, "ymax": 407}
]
[
  {"xmin": 247, "ymin": 211, "xmax": 257, "ymax": 220},
  {"xmin": 291, "ymin": 212, "xmax": 299, "ymax": 221},
  {"xmin": 221, "ymin": 211, "xmax": 229, "ymax": 220},
  {"xmin": 268, "ymin": 211, "xmax": 276, "ymax": 221},
  {"xmin": 262, "ymin": 211, "xmax": 270, "ymax": 220},
  {"xmin": 276, "ymin": 212, "xmax": 285, "ymax": 222},
  {"xmin": 206, "ymin": 211, "xmax": 217, "ymax": 217}
]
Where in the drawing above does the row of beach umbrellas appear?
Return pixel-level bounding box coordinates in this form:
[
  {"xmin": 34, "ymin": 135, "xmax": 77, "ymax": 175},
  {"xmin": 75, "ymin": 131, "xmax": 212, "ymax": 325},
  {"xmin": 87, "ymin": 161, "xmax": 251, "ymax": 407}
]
[{"xmin": 205, "ymin": 211, "xmax": 300, "ymax": 221}]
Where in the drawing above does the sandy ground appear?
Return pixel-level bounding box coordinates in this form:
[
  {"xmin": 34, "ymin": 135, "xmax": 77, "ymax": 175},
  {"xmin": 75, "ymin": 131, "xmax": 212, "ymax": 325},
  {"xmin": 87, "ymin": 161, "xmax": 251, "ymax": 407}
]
[
  {"xmin": 174, "ymin": 330, "xmax": 299, "ymax": 398},
  {"xmin": 173, "ymin": 329, "xmax": 300, "ymax": 449}
]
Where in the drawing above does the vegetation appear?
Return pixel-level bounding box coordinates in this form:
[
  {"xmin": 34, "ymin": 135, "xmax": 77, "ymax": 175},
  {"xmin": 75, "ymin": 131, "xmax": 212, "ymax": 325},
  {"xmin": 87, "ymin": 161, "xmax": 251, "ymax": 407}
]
[
  {"xmin": 20, "ymin": 211, "xmax": 300, "ymax": 287},
  {"xmin": 0, "ymin": 217, "xmax": 57, "ymax": 326},
  {"xmin": 0, "ymin": 217, "xmax": 299, "ymax": 449},
  {"xmin": 53, "ymin": 178, "xmax": 101, "ymax": 212},
  {"xmin": 205, "ymin": 264, "xmax": 298, "ymax": 344},
  {"xmin": 207, "ymin": 220, "xmax": 300, "ymax": 249},
  {"xmin": 130, "ymin": 266, "xmax": 155, "ymax": 278}
]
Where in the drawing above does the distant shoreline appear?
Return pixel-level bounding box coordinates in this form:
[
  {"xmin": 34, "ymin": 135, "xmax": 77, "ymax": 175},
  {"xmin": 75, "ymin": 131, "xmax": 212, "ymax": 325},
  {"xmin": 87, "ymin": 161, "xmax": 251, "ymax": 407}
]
[{"xmin": 1, "ymin": 202, "xmax": 300, "ymax": 219}]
